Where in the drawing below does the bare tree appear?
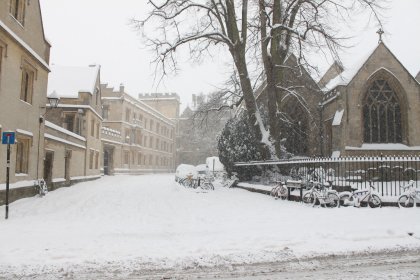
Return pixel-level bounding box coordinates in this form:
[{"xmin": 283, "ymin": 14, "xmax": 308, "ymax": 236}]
[{"xmin": 135, "ymin": 0, "xmax": 384, "ymax": 159}]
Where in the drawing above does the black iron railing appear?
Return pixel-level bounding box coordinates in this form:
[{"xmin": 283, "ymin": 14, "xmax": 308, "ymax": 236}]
[{"xmin": 234, "ymin": 155, "xmax": 420, "ymax": 197}]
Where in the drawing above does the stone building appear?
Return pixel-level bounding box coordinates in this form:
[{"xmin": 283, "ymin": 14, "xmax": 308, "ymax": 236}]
[
  {"xmin": 44, "ymin": 64, "xmax": 103, "ymax": 186},
  {"xmin": 176, "ymin": 93, "xmax": 232, "ymax": 166},
  {"xmin": 0, "ymin": 0, "xmax": 51, "ymax": 203},
  {"xmin": 256, "ymin": 54, "xmax": 322, "ymax": 157},
  {"xmin": 254, "ymin": 40, "xmax": 420, "ymax": 158},
  {"xmin": 320, "ymin": 42, "xmax": 420, "ymax": 157},
  {"xmin": 101, "ymin": 85, "xmax": 176, "ymax": 175}
]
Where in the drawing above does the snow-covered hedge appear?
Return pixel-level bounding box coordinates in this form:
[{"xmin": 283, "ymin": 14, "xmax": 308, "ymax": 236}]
[{"xmin": 217, "ymin": 114, "xmax": 263, "ymax": 180}]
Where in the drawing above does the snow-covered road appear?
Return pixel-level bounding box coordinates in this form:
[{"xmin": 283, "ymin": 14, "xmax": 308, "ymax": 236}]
[{"xmin": 0, "ymin": 174, "xmax": 419, "ymax": 278}]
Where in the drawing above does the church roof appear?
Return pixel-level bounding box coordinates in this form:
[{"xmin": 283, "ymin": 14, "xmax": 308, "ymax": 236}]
[
  {"xmin": 322, "ymin": 42, "xmax": 420, "ymax": 92},
  {"xmin": 47, "ymin": 64, "xmax": 100, "ymax": 98},
  {"xmin": 322, "ymin": 44, "xmax": 378, "ymax": 92}
]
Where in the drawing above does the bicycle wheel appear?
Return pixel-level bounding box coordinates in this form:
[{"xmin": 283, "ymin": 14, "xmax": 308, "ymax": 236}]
[
  {"xmin": 368, "ymin": 194, "xmax": 382, "ymax": 208},
  {"xmin": 339, "ymin": 193, "xmax": 352, "ymax": 207},
  {"xmin": 327, "ymin": 193, "xmax": 340, "ymax": 208},
  {"xmin": 303, "ymin": 192, "xmax": 315, "ymax": 204},
  {"xmin": 398, "ymin": 195, "xmax": 414, "ymax": 208},
  {"xmin": 270, "ymin": 186, "xmax": 278, "ymax": 197},
  {"xmin": 277, "ymin": 187, "xmax": 288, "ymax": 200}
]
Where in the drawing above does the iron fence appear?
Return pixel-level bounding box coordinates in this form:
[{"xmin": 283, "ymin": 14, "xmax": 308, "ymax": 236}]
[{"xmin": 234, "ymin": 155, "xmax": 420, "ymax": 197}]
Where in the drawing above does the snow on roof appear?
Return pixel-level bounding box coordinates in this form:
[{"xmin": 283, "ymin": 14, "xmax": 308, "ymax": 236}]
[
  {"xmin": 332, "ymin": 109, "xmax": 344, "ymax": 126},
  {"xmin": 322, "ymin": 44, "xmax": 379, "ymax": 92},
  {"xmin": 47, "ymin": 65, "xmax": 100, "ymax": 98}
]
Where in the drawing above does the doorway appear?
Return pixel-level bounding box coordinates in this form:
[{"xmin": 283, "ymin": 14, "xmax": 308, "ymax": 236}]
[{"xmin": 44, "ymin": 151, "xmax": 54, "ymax": 185}]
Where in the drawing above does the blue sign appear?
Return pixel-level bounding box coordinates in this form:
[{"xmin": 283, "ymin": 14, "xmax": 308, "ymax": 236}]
[{"xmin": 2, "ymin": 132, "xmax": 15, "ymax": 145}]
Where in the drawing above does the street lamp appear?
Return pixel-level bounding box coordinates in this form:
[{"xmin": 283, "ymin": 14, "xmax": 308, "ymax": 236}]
[
  {"xmin": 48, "ymin": 90, "xmax": 60, "ymax": 108},
  {"xmin": 36, "ymin": 91, "xmax": 61, "ymax": 180}
]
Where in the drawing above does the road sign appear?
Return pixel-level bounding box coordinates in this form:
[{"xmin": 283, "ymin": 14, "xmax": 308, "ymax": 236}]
[{"xmin": 2, "ymin": 132, "xmax": 15, "ymax": 145}]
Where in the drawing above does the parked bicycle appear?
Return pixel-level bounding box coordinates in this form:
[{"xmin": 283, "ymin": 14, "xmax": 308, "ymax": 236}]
[
  {"xmin": 199, "ymin": 175, "xmax": 215, "ymax": 191},
  {"xmin": 179, "ymin": 174, "xmax": 198, "ymax": 189},
  {"xmin": 398, "ymin": 180, "xmax": 419, "ymax": 208},
  {"xmin": 270, "ymin": 180, "xmax": 288, "ymax": 200},
  {"xmin": 339, "ymin": 180, "xmax": 382, "ymax": 208},
  {"xmin": 222, "ymin": 173, "xmax": 238, "ymax": 188},
  {"xmin": 302, "ymin": 181, "xmax": 340, "ymax": 208},
  {"xmin": 34, "ymin": 179, "xmax": 48, "ymax": 197}
]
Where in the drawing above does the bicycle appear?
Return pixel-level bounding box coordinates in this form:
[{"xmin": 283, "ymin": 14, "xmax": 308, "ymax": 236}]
[
  {"xmin": 199, "ymin": 175, "xmax": 215, "ymax": 190},
  {"xmin": 339, "ymin": 180, "xmax": 382, "ymax": 208},
  {"xmin": 302, "ymin": 181, "xmax": 340, "ymax": 208},
  {"xmin": 398, "ymin": 180, "xmax": 419, "ymax": 208},
  {"xmin": 222, "ymin": 173, "xmax": 238, "ymax": 188},
  {"xmin": 179, "ymin": 174, "xmax": 198, "ymax": 189},
  {"xmin": 270, "ymin": 180, "xmax": 288, "ymax": 200},
  {"xmin": 34, "ymin": 179, "xmax": 48, "ymax": 197}
]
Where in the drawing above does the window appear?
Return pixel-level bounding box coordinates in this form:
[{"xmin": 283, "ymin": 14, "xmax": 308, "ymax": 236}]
[
  {"xmin": 125, "ymin": 128, "xmax": 130, "ymax": 143},
  {"xmin": 10, "ymin": 0, "xmax": 26, "ymax": 26},
  {"xmin": 125, "ymin": 109, "xmax": 131, "ymax": 122},
  {"xmin": 89, "ymin": 150, "xmax": 94, "ymax": 169},
  {"xmin": 91, "ymin": 120, "xmax": 95, "ymax": 137},
  {"xmin": 15, "ymin": 136, "xmax": 30, "ymax": 174},
  {"xmin": 64, "ymin": 113, "xmax": 76, "ymax": 132},
  {"xmin": 150, "ymin": 120, "xmax": 154, "ymax": 131},
  {"xmin": 149, "ymin": 136, "xmax": 153, "ymax": 148},
  {"xmin": 132, "ymin": 151, "xmax": 135, "ymax": 164},
  {"xmin": 20, "ymin": 66, "xmax": 34, "ymax": 104},
  {"xmin": 363, "ymin": 79, "xmax": 402, "ymax": 143},
  {"xmin": 96, "ymin": 123, "xmax": 100, "ymax": 139},
  {"xmin": 95, "ymin": 151, "xmax": 99, "ymax": 169},
  {"xmin": 102, "ymin": 105, "xmax": 109, "ymax": 120},
  {"xmin": 138, "ymin": 153, "xmax": 142, "ymax": 165},
  {"xmin": 156, "ymin": 123, "xmax": 160, "ymax": 133},
  {"xmin": 0, "ymin": 46, "xmax": 3, "ymax": 78},
  {"xmin": 124, "ymin": 151, "xmax": 130, "ymax": 165}
]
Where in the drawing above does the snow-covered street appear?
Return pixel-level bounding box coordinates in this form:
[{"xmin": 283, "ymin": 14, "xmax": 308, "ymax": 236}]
[{"xmin": 1, "ymin": 174, "xmax": 420, "ymax": 278}]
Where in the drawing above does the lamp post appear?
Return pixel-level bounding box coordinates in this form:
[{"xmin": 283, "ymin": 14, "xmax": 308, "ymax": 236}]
[
  {"xmin": 318, "ymin": 102, "xmax": 324, "ymax": 157},
  {"xmin": 36, "ymin": 91, "xmax": 60, "ymax": 180}
]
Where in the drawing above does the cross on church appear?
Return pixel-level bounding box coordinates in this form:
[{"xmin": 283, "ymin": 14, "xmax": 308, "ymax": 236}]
[{"xmin": 376, "ymin": 28, "xmax": 384, "ymax": 43}]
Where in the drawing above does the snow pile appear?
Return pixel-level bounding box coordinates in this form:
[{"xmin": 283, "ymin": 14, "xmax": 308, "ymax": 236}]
[{"xmin": 0, "ymin": 174, "xmax": 419, "ymax": 276}]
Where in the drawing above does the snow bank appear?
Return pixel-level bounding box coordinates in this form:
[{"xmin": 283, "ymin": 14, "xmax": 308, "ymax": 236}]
[{"xmin": 0, "ymin": 174, "xmax": 419, "ymax": 276}]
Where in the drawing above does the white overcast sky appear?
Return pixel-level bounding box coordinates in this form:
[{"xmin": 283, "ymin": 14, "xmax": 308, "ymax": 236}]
[{"xmin": 39, "ymin": 1, "xmax": 420, "ymax": 109}]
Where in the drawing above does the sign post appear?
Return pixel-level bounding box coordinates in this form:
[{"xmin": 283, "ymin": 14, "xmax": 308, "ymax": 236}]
[{"xmin": 2, "ymin": 132, "xmax": 16, "ymax": 220}]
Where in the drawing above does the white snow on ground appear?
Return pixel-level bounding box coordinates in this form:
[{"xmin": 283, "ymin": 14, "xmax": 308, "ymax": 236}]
[{"xmin": 0, "ymin": 174, "xmax": 419, "ymax": 276}]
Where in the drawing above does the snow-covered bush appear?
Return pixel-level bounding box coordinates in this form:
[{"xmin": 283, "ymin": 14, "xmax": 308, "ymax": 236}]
[{"xmin": 217, "ymin": 114, "xmax": 263, "ymax": 180}]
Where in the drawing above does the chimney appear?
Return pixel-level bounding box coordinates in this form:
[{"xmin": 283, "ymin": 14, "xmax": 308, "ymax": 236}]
[{"xmin": 119, "ymin": 83, "xmax": 125, "ymax": 93}]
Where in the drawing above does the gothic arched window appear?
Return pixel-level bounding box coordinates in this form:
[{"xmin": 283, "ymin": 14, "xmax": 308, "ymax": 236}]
[{"xmin": 363, "ymin": 79, "xmax": 402, "ymax": 143}]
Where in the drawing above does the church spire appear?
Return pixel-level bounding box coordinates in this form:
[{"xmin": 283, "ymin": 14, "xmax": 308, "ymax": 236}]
[{"xmin": 376, "ymin": 28, "xmax": 384, "ymax": 44}]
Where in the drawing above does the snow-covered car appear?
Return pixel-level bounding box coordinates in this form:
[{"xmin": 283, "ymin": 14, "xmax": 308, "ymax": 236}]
[
  {"xmin": 175, "ymin": 164, "xmax": 198, "ymax": 182},
  {"xmin": 206, "ymin": 157, "xmax": 224, "ymax": 172},
  {"xmin": 206, "ymin": 157, "xmax": 225, "ymax": 178},
  {"xmin": 195, "ymin": 164, "xmax": 208, "ymax": 179}
]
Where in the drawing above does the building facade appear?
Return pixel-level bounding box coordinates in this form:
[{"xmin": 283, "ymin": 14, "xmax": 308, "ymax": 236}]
[
  {"xmin": 320, "ymin": 42, "xmax": 420, "ymax": 157},
  {"xmin": 44, "ymin": 64, "xmax": 103, "ymax": 186},
  {"xmin": 101, "ymin": 85, "xmax": 176, "ymax": 175},
  {"xmin": 0, "ymin": 0, "xmax": 51, "ymax": 203},
  {"xmin": 254, "ymin": 41, "xmax": 420, "ymax": 159}
]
